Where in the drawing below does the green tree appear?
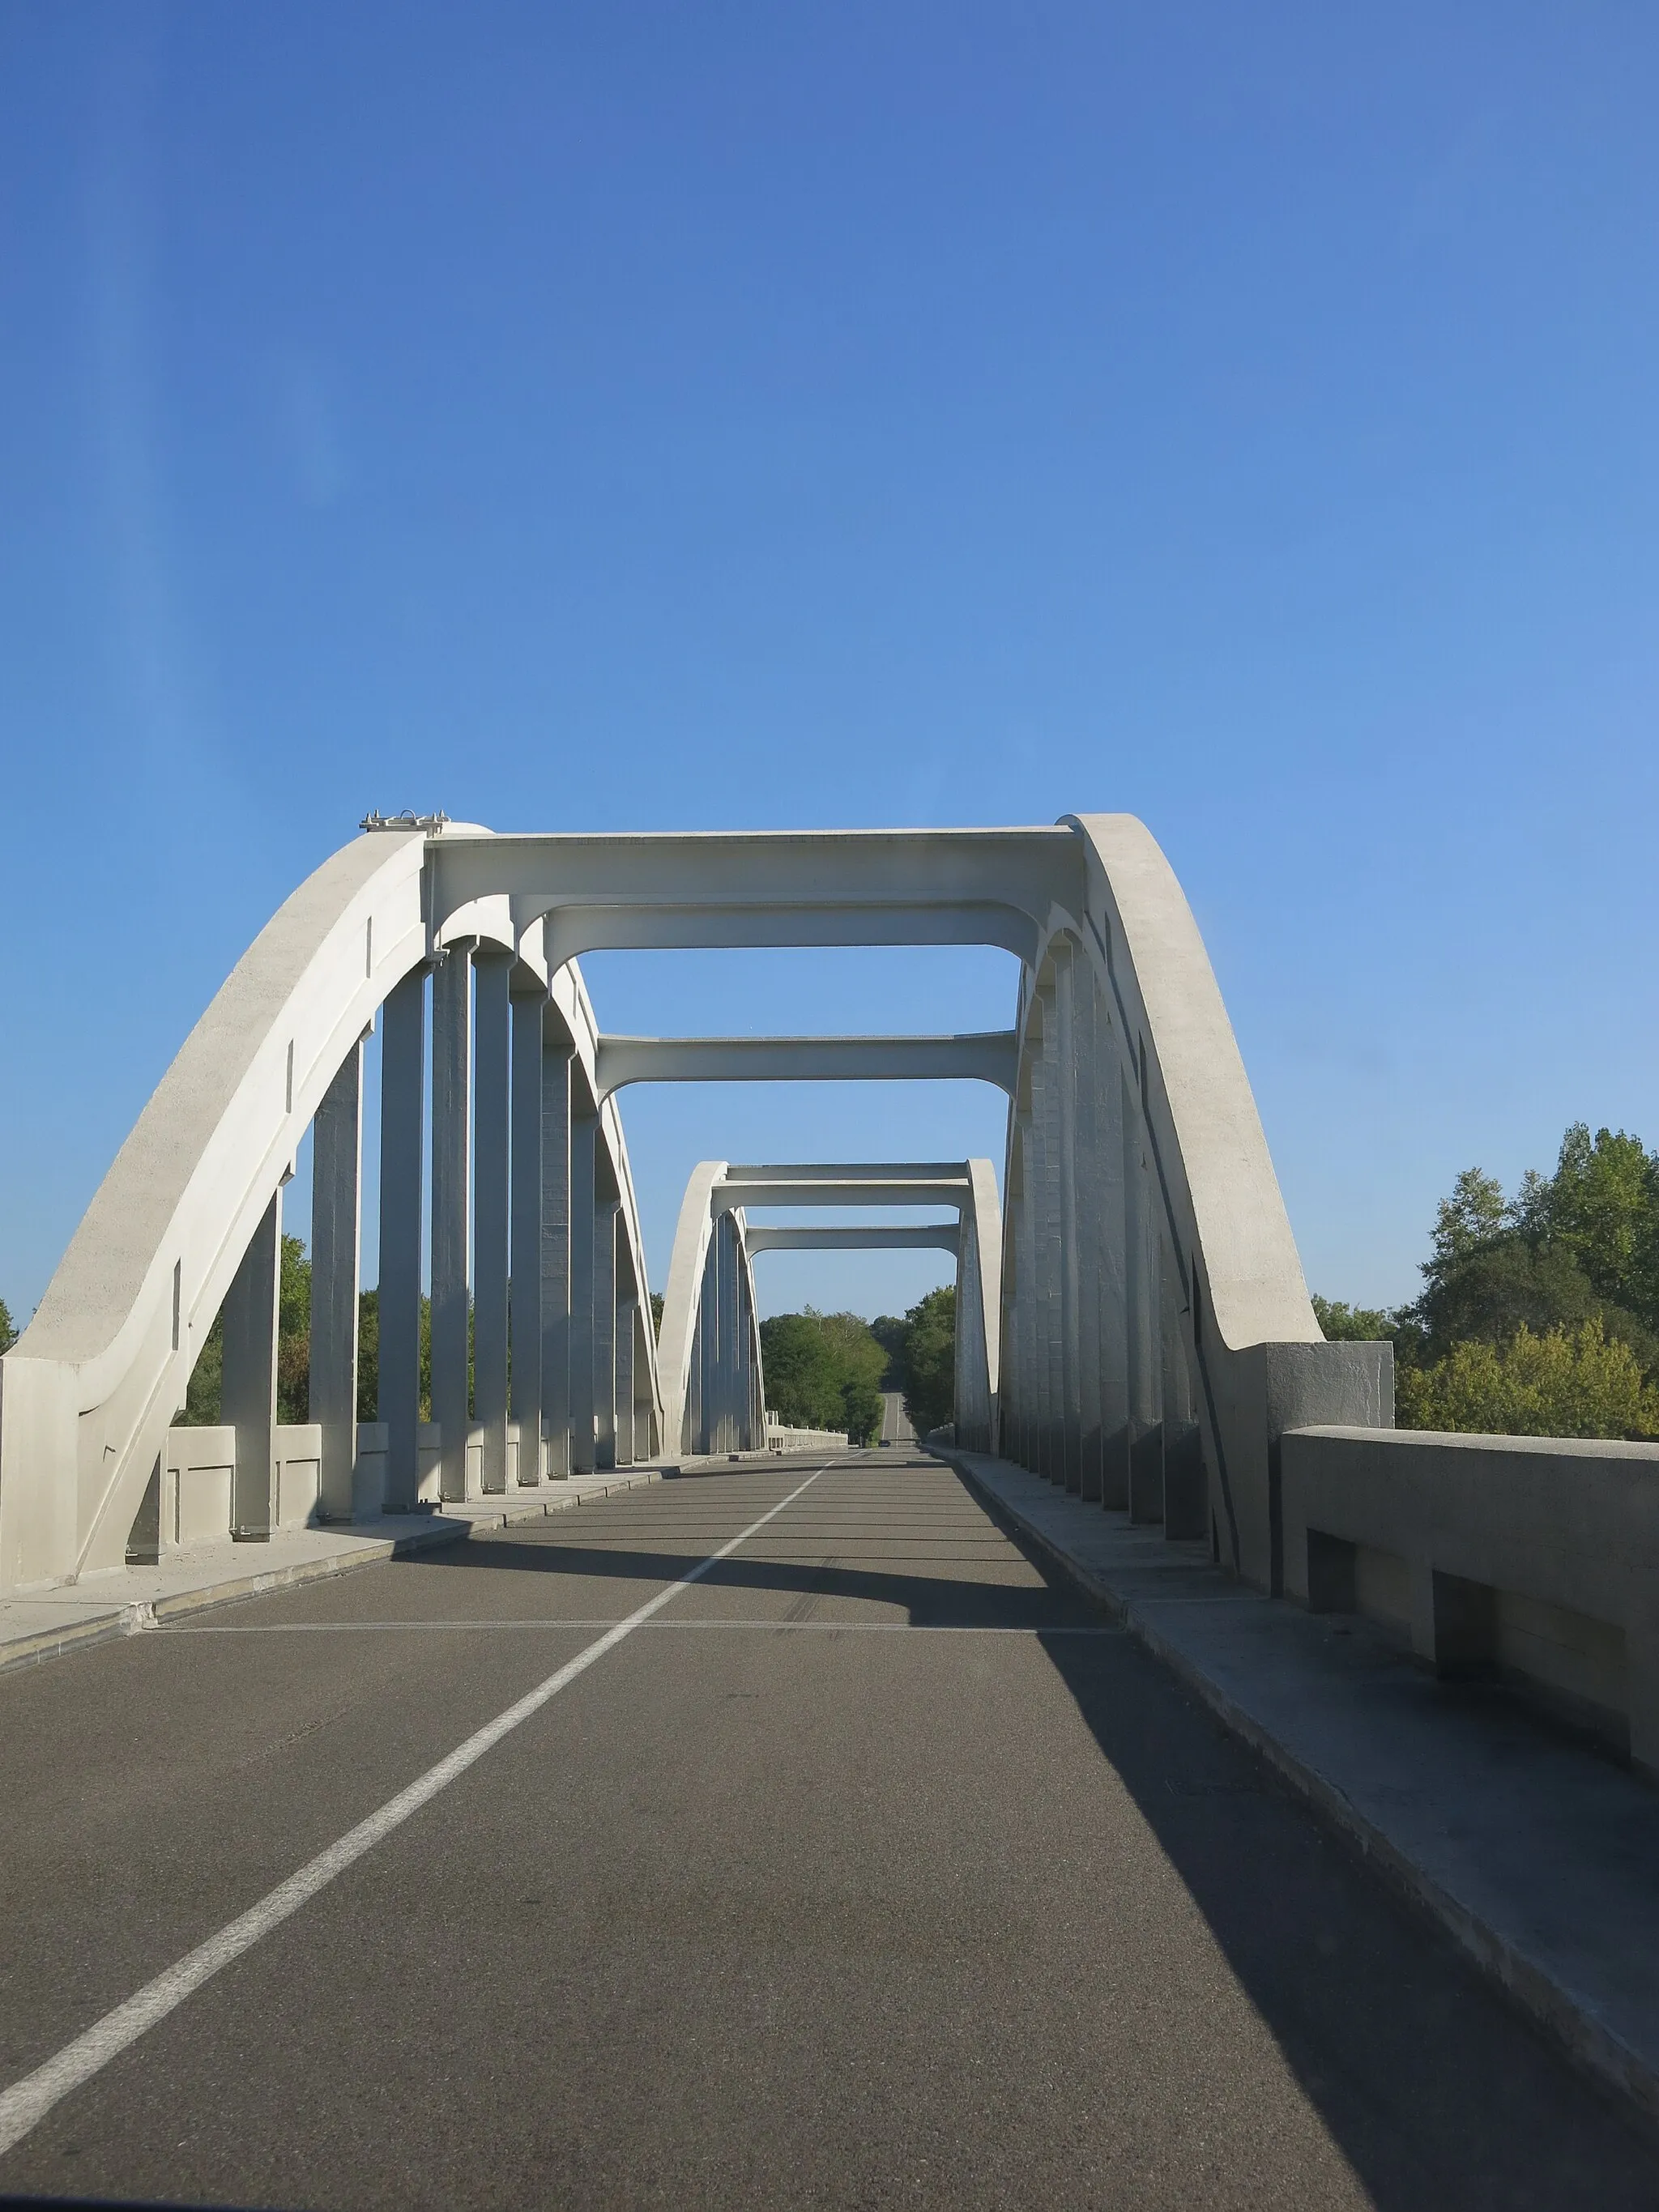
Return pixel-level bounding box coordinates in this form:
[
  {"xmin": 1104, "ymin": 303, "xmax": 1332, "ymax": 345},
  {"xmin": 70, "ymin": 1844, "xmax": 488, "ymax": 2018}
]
[
  {"xmin": 869, "ymin": 1314, "xmax": 907, "ymax": 1389},
  {"xmin": 1320, "ymin": 1123, "xmax": 1659, "ymax": 1438},
  {"xmin": 900, "ymin": 1285, "xmax": 956, "ymax": 1435},
  {"xmin": 356, "ymin": 1288, "xmax": 380, "ymax": 1421},
  {"xmin": 1428, "ymin": 1167, "xmax": 1509, "ymax": 1269},
  {"xmin": 816, "ymin": 1310, "xmax": 888, "ymax": 1443},
  {"xmin": 277, "ymin": 1234, "xmax": 311, "ymax": 1422},
  {"xmin": 181, "ymin": 1314, "xmax": 224, "ymax": 1425},
  {"xmin": 177, "ymin": 1236, "xmax": 333, "ymax": 1426},
  {"xmin": 758, "ymin": 1308, "xmax": 887, "ymax": 1444},
  {"xmin": 1311, "ymin": 1294, "xmax": 1397, "ymax": 1343},
  {"xmin": 760, "ymin": 1313, "xmax": 839, "ymax": 1430},
  {"xmin": 0, "ymin": 1298, "xmax": 16, "ymax": 1354},
  {"xmin": 1545, "ymin": 1123, "xmax": 1659, "ymax": 1322},
  {"xmin": 1405, "ymin": 1136, "xmax": 1659, "ymax": 1370},
  {"xmin": 1398, "ymin": 1319, "xmax": 1659, "ymax": 1440}
]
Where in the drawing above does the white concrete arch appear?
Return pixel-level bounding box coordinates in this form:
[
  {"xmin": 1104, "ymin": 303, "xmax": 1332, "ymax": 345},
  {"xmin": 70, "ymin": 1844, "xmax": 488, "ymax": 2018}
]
[
  {"xmin": 2, "ymin": 808, "xmax": 1386, "ymax": 1605},
  {"xmin": 995, "ymin": 816, "xmax": 1388, "ymax": 1591},
  {"xmin": 1, "ymin": 830, "xmax": 428, "ymax": 1588},
  {"xmin": 0, "ymin": 827, "xmax": 665, "ymax": 1593},
  {"xmin": 656, "ymin": 1164, "xmax": 767, "ymax": 1458},
  {"xmin": 660, "ymin": 1161, "xmax": 1003, "ymax": 1457}
]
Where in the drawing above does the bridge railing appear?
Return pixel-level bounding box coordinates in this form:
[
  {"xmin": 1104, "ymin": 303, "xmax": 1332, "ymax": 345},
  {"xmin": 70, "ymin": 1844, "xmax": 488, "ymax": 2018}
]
[
  {"xmin": 765, "ymin": 1415, "xmax": 851, "ymax": 1453},
  {"xmin": 1281, "ymin": 1425, "xmax": 1659, "ymax": 1776}
]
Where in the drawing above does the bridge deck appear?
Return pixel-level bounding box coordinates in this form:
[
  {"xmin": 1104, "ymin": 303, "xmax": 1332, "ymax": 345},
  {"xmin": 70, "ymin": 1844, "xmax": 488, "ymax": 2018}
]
[{"xmin": 1, "ymin": 1453, "xmax": 1653, "ymax": 2208}]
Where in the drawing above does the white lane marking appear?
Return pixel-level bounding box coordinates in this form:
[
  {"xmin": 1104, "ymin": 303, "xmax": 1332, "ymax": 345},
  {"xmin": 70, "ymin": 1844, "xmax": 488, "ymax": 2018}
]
[
  {"xmin": 0, "ymin": 1467, "xmax": 827, "ymax": 2160},
  {"xmin": 154, "ymin": 1620, "xmax": 1117, "ymax": 1634}
]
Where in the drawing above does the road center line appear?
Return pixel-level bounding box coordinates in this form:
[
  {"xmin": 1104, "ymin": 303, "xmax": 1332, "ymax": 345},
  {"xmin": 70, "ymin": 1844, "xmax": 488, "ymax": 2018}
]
[{"xmin": 0, "ymin": 1466, "xmax": 827, "ymax": 2161}]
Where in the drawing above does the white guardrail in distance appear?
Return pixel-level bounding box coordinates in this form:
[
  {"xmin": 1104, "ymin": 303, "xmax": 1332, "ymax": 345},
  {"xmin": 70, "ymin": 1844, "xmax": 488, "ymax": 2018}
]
[{"xmin": 765, "ymin": 1417, "xmax": 851, "ymax": 1453}]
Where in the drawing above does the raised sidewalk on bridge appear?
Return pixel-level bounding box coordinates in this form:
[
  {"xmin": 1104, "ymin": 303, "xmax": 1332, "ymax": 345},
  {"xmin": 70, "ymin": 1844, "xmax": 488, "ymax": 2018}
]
[
  {"xmin": 940, "ymin": 1443, "xmax": 1659, "ymax": 2137},
  {"xmin": 0, "ymin": 1467, "xmax": 669, "ymax": 1675},
  {"xmin": 0, "ymin": 1444, "xmax": 845, "ymax": 1678}
]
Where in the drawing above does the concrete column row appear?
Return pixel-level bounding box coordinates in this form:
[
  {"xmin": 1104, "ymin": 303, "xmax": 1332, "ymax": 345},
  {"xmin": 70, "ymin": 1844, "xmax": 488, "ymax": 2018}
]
[
  {"xmin": 211, "ymin": 944, "xmax": 655, "ymax": 1540},
  {"xmin": 998, "ymin": 939, "xmax": 1207, "ymax": 1548},
  {"xmin": 684, "ymin": 1213, "xmax": 764, "ymax": 1455}
]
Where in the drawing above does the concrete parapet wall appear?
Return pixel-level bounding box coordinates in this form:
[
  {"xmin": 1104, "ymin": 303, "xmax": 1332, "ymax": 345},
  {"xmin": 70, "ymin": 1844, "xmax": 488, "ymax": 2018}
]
[
  {"xmin": 1282, "ymin": 1425, "xmax": 1659, "ymax": 1772},
  {"xmin": 163, "ymin": 1423, "xmax": 325, "ymax": 1542},
  {"xmin": 765, "ymin": 1417, "xmax": 849, "ymax": 1453},
  {"xmin": 160, "ymin": 1414, "xmax": 582, "ymax": 1544}
]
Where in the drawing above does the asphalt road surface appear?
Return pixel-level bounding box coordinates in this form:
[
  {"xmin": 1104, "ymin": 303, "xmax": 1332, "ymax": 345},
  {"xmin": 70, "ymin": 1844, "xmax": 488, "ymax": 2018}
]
[{"xmin": 2, "ymin": 1451, "xmax": 1657, "ymax": 2211}]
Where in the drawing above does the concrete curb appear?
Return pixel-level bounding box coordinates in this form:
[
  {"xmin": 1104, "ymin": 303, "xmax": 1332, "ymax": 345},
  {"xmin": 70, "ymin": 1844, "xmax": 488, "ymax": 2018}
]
[
  {"xmin": 0, "ymin": 1467, "xmax": 667, "ymax": 1681},
  {"xmin": 938, "ymin": 1445, "xmax": 1659, "ymax": 2137}
]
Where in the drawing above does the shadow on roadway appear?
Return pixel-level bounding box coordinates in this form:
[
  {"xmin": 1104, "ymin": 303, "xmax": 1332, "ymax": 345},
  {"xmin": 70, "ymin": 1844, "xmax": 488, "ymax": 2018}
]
[
  {"xmin": 407, "ymin": 1466, "xmax": 1659, "ymax": 2205},
  {"xmin": 1003, "ymin": 1540, "xmax": 1659, "ymax": 2206},
  {"xmin": 401, "ymin": 1533, "xmax": 1095, "ymax": 1630}
]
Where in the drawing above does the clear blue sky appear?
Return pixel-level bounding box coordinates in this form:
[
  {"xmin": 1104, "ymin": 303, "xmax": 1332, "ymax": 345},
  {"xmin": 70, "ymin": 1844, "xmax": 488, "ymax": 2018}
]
[{"xmin": 4, "ymin": 2, "xmax": 1657, "ymax": 1325}]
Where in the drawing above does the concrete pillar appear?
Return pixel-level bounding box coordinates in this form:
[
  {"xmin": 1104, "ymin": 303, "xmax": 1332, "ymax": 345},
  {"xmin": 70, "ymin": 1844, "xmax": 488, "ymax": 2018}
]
[
  {"xmin": 1073, "ymin": 974, "xmax": 1105, "ymax": 1501},
  {"xmin": 1160, "ymin": 1242, "xmax": 1206, "ymax": 1539},
  {"xmin": 1056, "ymin": 946, "xmax": 1083, "ymax": 1494},
  {"xmin": 736, "ymin": 1283, "xmax": 751, "ymax": 1451},
  {"xmin": 472, "ymin": 948, "xmax": 511, "ymax": 1496},
  {"xmin": 685, "ymin": 1283, "xmax": 704, "ymax": 1455},
  {"xmin": 595, "ymin": 1195, "xmax": 620, "ymax": 1471},
  {"xmin": 736, "ymin": 1247, "xmax": 754, "ymax": 1449},
  {"xmin": 1095, "ymin": 1042, "xmax": 1130, "ymax": 1510},
  {"xmin": 1125, "ymin": 1061, "xmax": 1164, "ymax": 1524},
  {"xmin": 1045, "ymin": 1004, "xmax": 1068, "ymax": 1481},
  {"xmin": 1034, "ymin": 995, "xmax": 1064, "ymax": 1481},
  {"xmin": 616, "ymin": 1294, "xmax": 637, "ymax": 1465},
  {"xmin": 634, "ymin": 1304, "xmax": 657, "ymax": 1460},
  {"xmin": 727, "ymin": 1225, "xmax": 744, "ymax": 1448},
  {"xmin": 706, "ymin": 1225, "xmax": 723, "ymax": 1454},
  {"xmin": 224, "ymin": 1190, "xmax": 281, "ymax": 1541},
  {"xmin": 953, "ymin": 1223, "xmax": 978, "ymax": 1445},
  {"xmin": 699, "ymin": 1237, "xmax": 715, "ymax": 1456},
  {"xmin": 717, "ymin": 1221, "xmax": 737, "ymax": 1451},
  {"xmin": 1012, "ymin": 1114, "xmax": 1037, "ymax": 1472},
  {"xmin": 377, "ymin": 968, "xmax": 426, "ymax": 1511},
  {"xmin": 510, "ymin": 987, "xmax": 548, "ymax": 1483},
  {"xmin": 568, "ymin": 1107, "xmax": 598, "ymax": 1473},
  {"xmin": 539, "ymin": 1035, "xmax": 574, "ymax": 1477},
  {"xmin": 431, "ymin": 944, "xmax": 474, "ymax": 1502},
  {"xmin": 312, "ymin": 1039, "xmax": 364, "ymax": 1521},
  {"xmin": 1023, "ymin": 1059, "xmax": 1046, "ymax": 1474}
]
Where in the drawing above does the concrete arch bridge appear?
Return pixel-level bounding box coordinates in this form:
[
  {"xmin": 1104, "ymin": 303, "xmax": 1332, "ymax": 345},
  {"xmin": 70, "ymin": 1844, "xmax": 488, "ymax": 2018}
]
[
  {"xmin": 13, "ymin": 813, "xmax": 1659, "ymax": 2201},
  {"xmin": 0, "ymin": 814, "xmax": 1387, "ymax": 1600}
]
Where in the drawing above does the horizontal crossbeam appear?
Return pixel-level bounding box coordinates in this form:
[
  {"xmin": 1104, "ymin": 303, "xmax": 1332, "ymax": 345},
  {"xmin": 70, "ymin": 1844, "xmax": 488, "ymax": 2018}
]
[
  {"xmin": 593, "ymin": 1033, "xmax": 1017, "ymax": 1100},
  {"xmin": 428, "ymin": 827, "xmax": 1085, "ymax": 957},
  {"xmin": 744, "ymin": 1224, "xmax": 961, "ymax": 1255}
]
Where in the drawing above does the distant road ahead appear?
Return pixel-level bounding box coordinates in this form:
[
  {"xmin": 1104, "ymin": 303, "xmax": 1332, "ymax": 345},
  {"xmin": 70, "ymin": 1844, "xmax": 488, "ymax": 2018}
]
[
  {"xmin": 0, "ymin": 1452, "xmax": 1653, "ymax": 2210},
  {"xmin": 878, "ymin": 1390, "xmax": 915, "ymax": 1444}
]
